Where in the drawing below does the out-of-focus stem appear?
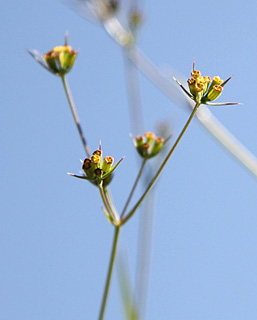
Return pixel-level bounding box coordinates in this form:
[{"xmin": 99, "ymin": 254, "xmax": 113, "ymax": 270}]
[{"xmin": 123, "ymin": 51, "xmax": 144, "ymax": 135}]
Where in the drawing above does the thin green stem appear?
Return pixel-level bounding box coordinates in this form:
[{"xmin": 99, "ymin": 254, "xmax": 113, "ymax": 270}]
[
  {"xmin": 61, "ymin": 75, "xmax": 91, "ymax": 157},
  {"xmin": 120, "ymin": 159, "xmax": 147, "ymax": 220},
  {"xmin": 122, "ymin": 102, "xmax": 200, "ymax": 225},
  {"xmin": 99, "ymin": 226, "xmax": 121, "ymax": 320},
  {"xmin": 103, "ymin": 186, "xmax": 116, "ymax": 216},
  {"xmin": 61, "ymin": 73, "xmax": 121, "ymax": 319}
]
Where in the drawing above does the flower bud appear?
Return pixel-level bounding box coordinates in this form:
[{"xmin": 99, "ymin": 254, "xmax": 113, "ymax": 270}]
[
  {"xmin": 82, "ymin": 158, "xmax": 95, "ymax": 179},
  {"xmin": 28, "ymin": 36, "xmax": 78, "ymax": 77},
  {"xmin": 94, "ymin": 168, "xmax": 103, "ymax": 178},
  {"xmin": 132, "ymin": 131, "xmax": 166, "ymax": 159},
  {"xmin": 44, "ymin": 45, "xmax": 77, "ymax": 76},
  {"xmin": 207, "ymin": 85, "xmax": 223, "ymax": 101},
  {"xmin": 191, "ymin": 70, "xmax": 201, "ymax": 78},
  {"xmin": 102, "ymin": 156, "xmax": 114, "ymax": 173},
  {"xmin": 151, "ymin": 137, "xmax": 165, "ymax": 157},
  {"xmin": 91, "ymin": 154, "xmax": 101, "ymax": 171},
  {"xmin": 145, "ymin": 131, "xmax": 155, "ymax": 144},
  {"xmin": 93, "ymin": 149, "xmax": 102, "ymax": 164},
  {"xmin": 69, "ymin": 145, "xmax": 124, "ymax": 187},
  {"xmin": 136, "ymin": 135, "xmax": 144, "ymax": 147}
]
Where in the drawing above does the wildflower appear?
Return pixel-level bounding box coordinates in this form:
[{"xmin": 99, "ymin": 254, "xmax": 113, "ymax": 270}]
[
  {"xmin": 173, "ymin": 61, "xmax": 239, "ymax": 106},
  {"xmin": 28, "ymin": 34, "xmax": 78, "ymax": 76},
  {"xmin": 131, "ymin": 131, "xmax": 168, "ymax": 159},
  {"xmin": 68, "ymin": 145, "xmax": 124, "ymax": 186}
]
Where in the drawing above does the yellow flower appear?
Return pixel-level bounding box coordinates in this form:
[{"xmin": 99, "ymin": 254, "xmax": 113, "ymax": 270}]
[
  {"xmin": 28, "ymin": 35, "xmax": 78, "ymax": 76},
  {"xmin": 173, "ymin": 61, "xmax": 239, "ymax": 106}
]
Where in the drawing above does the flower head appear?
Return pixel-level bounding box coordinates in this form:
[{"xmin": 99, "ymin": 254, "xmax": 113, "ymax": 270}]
[
  {"xmin": 132, "ymin": 131, "xmax": 169, "ymax": 159},
  {"xmin": 173, "ymin": 61, "xmax": 240, "ymax": 106},
  {"xmin": 28, "ymin": 34, "xmax": 78, "ymax": 76},
  {"xmin": 68, "ymin": 144, "xmax": 124, "ymax": 186}
]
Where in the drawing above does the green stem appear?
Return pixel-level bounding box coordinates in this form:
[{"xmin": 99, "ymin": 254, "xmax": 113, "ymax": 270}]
[
  {"xmin": 61, "ymin": 75, "xmax": 91, "ymax": 157},
  {"xmin": 122, "ymin": 102, "xmax": 200, "ymax": 225},
  {"xmin": 103, "ymin": 186, "xmax": 119, "ymax": 218},
  {"xmin": 120, "ymin": 159, "xmax": 147, "ymax": 220},
  {"xmin": 61, "ymin": 74, "xmax": 121, "ymax": 319},
  {"xmin": 99, "ymin": 226, "xmax": 121, "ymax": 320},
  {"xmin": 98, "ymin": 183, "xmax": 120, "ymax": 225}
]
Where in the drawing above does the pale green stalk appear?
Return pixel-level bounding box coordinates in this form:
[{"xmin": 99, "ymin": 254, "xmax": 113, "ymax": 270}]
[
  {"xmin": 61, "ymin": 75, "xmax": 118, "ymax": 223},
  {"xmin": 61, "ymin": 75, "xmax": 91, "ymax": 157},
  {"xmin": 103, "ymin": 186, "xmax": 119, "ymax": 221},
  {"xmin": 122, "ymin": 102, "xmax": 200, "ymax": 225},
  {"xmin": 98, "ymin": 183, "xmax": 120, "ymax": 224},
  {"xmin": 61, "ymin": 74, "xmax": 120, "ymax": 319},
  {"xmin": 98, "ymin": 226, "xmax": 121, "ymax": 320},
  {"xmin": 120, "ymin": 159, "xmax": 147, "ymax": 220},
  {"xmin": 97, "ymin": 157, "xmax": 147, "ymax": 320}
]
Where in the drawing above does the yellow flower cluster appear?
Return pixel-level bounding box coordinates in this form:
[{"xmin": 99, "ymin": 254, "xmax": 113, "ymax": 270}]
[
  {"xmin": 187, "ymin": 69, "xmax": 224, "ymax": 103},
  {"xmin": 133, "ymin": 131, "xmax": 165, "ymax": 159},
  {"xmin": 44, "ymin": 45, "xmax": 77, "ymax": 76}
]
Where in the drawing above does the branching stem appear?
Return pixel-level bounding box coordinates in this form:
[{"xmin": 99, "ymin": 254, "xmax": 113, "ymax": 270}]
[
  {"xmin": 122, "ymin": 102, "xmax": 200, "ymax": 225},
  {"xmin": 120, "ymin": 159, "xmax": 147, "ymax": 220}
]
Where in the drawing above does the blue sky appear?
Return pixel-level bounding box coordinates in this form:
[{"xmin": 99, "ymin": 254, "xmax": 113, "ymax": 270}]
[{"xmin": 1, "ymin": 1, "xmax": 257, "ymax": 319}]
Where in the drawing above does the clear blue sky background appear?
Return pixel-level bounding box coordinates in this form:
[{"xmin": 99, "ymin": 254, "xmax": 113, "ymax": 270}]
[{"xmin": 1, "ymin": 1, "xmax": 257, "ymax": 319}]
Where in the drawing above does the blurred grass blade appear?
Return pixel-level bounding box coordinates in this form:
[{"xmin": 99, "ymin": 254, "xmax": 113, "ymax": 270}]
[
  {"xmin": 118, "ymin": 256, "xmax": 139, "ymax": 320},
  {"xmin": 59, "ymin": 0, "xmax": 99, "ymax": 23},
  {"xmin": 196, "ymin": 106, "xmax": 257, "ymax": 177}
]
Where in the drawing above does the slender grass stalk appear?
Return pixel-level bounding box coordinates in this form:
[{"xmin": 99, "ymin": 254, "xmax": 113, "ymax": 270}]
[
  {"xmin": 120, "ymin": 159, "xmax": 147, "ymax": 220},
  {"xmin": 99, "ymin": 226, "xmax": 121, "ymax": 320},
  {"xmin": 122, "ymin": 102, "xmax": 200, "ymax": 225},
  {"xmin": 61, "ymin": 75, "xmax": 91, "ymax": 157}
]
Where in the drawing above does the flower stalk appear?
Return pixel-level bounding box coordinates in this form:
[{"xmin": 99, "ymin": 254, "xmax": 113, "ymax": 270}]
[
  {"xmin": 122, "ymin": 102, "xmax": 200, "ymax": 225},
  {"xmin": 98, "ymin": 226, "xmax": 121, "ymax": 320},
  {"xmin": 120, "ymin": 159, "xmax": 147, "ymax": 220},
  {"xmin": 61, "ymin": 75, "xmax": 91, "ymax": 157}
]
